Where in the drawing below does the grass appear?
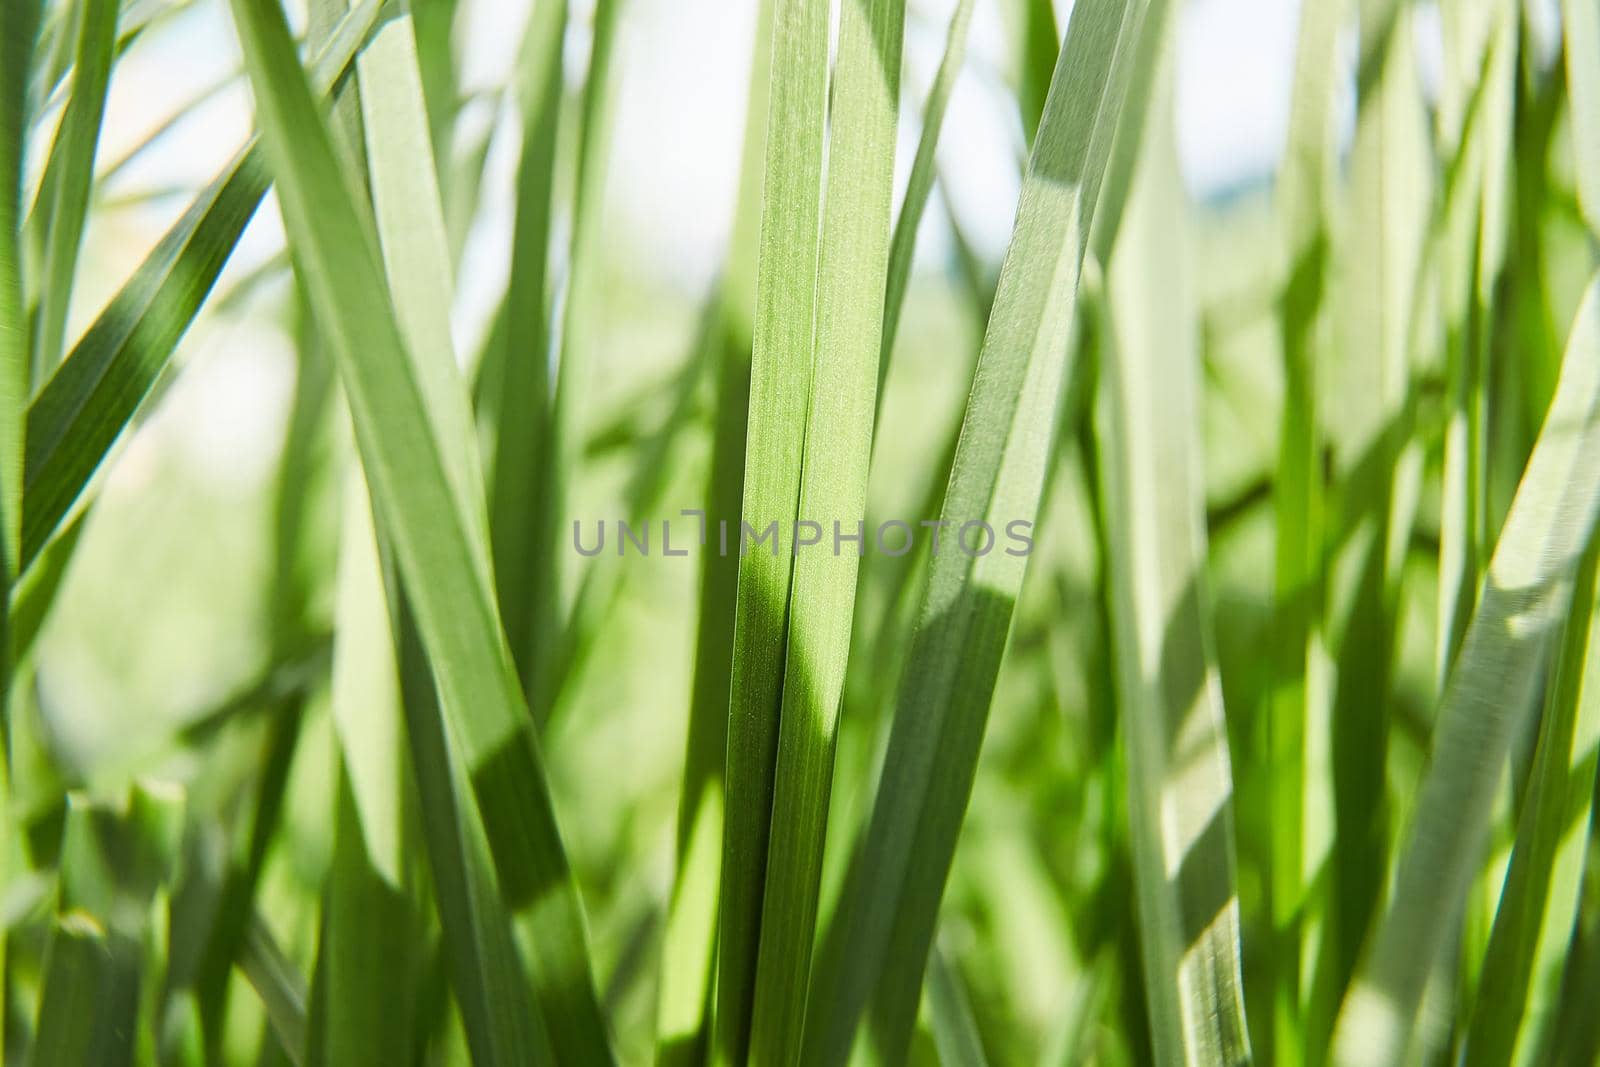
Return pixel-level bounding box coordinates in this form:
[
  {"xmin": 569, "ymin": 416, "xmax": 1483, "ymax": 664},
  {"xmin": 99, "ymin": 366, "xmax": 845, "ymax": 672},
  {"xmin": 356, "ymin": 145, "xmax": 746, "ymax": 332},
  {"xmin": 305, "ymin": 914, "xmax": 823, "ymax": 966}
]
[{"xmin": 4, "ymin": 0, "xmax": 1600, "ymax": 1064}]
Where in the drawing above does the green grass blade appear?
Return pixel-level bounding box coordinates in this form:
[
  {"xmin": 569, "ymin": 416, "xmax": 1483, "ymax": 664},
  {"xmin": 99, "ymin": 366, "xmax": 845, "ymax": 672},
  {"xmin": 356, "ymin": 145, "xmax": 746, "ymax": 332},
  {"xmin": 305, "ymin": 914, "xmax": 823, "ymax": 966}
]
[
  {"xmin": 714, "ymin": 0, "xmax": 830, "ymax": 1056},
  {"xmin": 878, "ymin": 0, "xmax": 976, "ymax": 379},
  {"xmin": 1329, "ymin": 274, "xmax": 1600, "ymax": 1067},
  {"xmin": 746, "ymin": 0, "xmax": 906, "ymax": 1057},
  {"xmin": 1565, "ymin": 0, "xmax": 1600, "ymax": 243},
  {"xmin": 27, "ymin": 0, "xmax": 117, "ymax": 375},
  {"xmin": 19, "ymin": 0, "xmax": 386, "ymax": 574},
  {"xmin": 1461, "ymin": 538, "xmax": 1600, "ymax": 1065},
  {"xmin": 30, "ymin": 911, "xmax": 115, "ymax": 1067},
  {"xmin": 1097, "ymin": 31, "xmax": 1249, "ymax": 1066},
  {"xmin": 224, "ymin": 2, "xmax": 613, "ymax": 1062},
  {"xmin": 0, "ymin": 0, "xmax": 38, "ymax": 573},
  {"xmin": 656, "ymin": 7, "xmax": 771, "ymax": 1063},
  {"xmin": 312, "ymin": 471, "xmax": 422, "ymax": 1067},
  {"xmin": 925, "ymin": 945, "xmax": 990, "ymax": 1067},
  {"xmin": 239, "ymin": 914, "xmax": 309, "ymax": 1066},
  {"xmin": 810, "ymin": 0, "xmax": 1162, "ymax": 1060},
  {"xmin": 483, "ymin": 0, "xmax": 567, "ymax": 699}
]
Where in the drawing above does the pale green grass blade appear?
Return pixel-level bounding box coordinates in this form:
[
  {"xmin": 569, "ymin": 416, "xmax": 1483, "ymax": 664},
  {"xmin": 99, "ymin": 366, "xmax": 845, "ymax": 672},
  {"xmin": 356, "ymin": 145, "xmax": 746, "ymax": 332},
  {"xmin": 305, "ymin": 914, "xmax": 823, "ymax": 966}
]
[
  {"xmin": 925, "ymin": 946, "xmax": 989, "ymax": 1067},
  {"xmin": 28, "ymin": 0, "xmax": 117, "ymax": 374},
  {"xmin": 1461, "ymin": 539, "xmax": 1600, "ymax": 1065},
  {"xmin": 1329, "ymin": 274, "xmax": 1600, "ymax": 1067},
  {"xmin": 878, "ymin": 0, "xmax": 976, "ymax": 377},
  {"xmin": 715, "ymin": 0, "xmax": 830, "ymax": 1056},
  {"xmin": 483, "ymin": 0, "xmax": 567, "ymax": 698},
  {"xmin": 19, "ymin": 0, "xmax": 386, "ymax": 573},
  {"xmin": 746, "ymin": 0, "xmax": 906, "ymax": 1057},
  {"xmin": 1097, "ymin": 31, "xmax": 1249, "ymax": 1065},
  {"xmin": 656, "ymin": 8, "xmax": 770, "ymax": 1063},
  {"xmin": 810, "ymin": 0, "xmax": 1161, "ymax": 1060},
  {"xmin": 224, "ymin": 2, "xmax": 613, "ymax": 1063}
]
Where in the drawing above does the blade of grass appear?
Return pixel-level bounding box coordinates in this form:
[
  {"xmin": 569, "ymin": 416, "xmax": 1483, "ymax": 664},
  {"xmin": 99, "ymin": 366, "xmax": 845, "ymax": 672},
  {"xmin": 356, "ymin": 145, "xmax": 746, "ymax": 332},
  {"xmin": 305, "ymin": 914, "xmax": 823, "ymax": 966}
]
[
  {"xmin": 27, "ymin": 0, "xmax": 117, "ymax": 375},
  {"xmin": 655, "ymin": 7, "xmax": 770, "ymax": 1062},
  {"xmin": 1328, "ymin": 273, "xmax": 1600, "ymax": 1067},
  {"xmin": 1096, "ymin": 29, "xmax": 1249, "ymax": 1064},
  {"xmin": 877, "ymin": 0, "xmax": 976, "ymax": 388},
  {"xmin": 925, "ymin": 945, "xmax": 990, "ymax": 1067},
  {"xmin": 714, "ymin": 0, "xmax": 830, "ymax": 1056},
  {"xmin": 746, "ymin": 0, "xmax": 907, "ymax": 1057},
  {"xmin": 224, "ymin": 2, "xmax": 614, "ymax": 1062},
  {"xmin": 19, "ymin": 0, "xmax": 388, "ymax": 574},
  {"xmin": 0, "ymin": 5, "xmax": 42, "ymax": 1039},
  {"xmin": 808, "ymin": 0, "xmax": 1165, "ymax": 1061},
  {"xmin": 1461, "ymin": 536, "xmax": 1600, "ymax": 1066},
  {"xmin": 239, "ymin": 913, "xmax": 308, "ymax": 1066},
  {"xmin": 483, "ymin": 0, "xmax": 567, "ymax": 702},
  {"xmin": 311, "ymin": 469, "xmax": 423, "ymax": 1067}
]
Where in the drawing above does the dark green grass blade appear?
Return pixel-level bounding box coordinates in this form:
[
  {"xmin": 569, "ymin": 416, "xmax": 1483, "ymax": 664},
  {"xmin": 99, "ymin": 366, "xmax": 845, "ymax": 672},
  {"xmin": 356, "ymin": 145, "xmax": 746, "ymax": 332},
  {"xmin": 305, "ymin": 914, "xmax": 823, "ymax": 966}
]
[{"xmin": 27, "ymin": 0, "xmax": 117, "ymax": 374}]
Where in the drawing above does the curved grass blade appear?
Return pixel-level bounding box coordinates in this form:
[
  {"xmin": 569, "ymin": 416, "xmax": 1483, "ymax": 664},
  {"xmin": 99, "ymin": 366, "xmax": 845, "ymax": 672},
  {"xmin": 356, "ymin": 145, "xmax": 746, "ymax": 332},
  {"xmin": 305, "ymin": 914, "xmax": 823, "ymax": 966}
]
[
  {"xmin": 224, "ymin": 1, "xmax": 613, "ymax": 1062},
  {"xmin": 1097, "ymin": 32, "xmax": 1249, "ymax": 1065},
  {"xmin": 19, "ymin": 0, "xmax": 388, "ymax": 574},
  {"xmin": 1328, "ymin": 274, "xmax": 1600, "ymax": 1067},
  {"xmin": 746, "ymin": 0, "xmax": 907, "ymax": 1057},
  {"xmin": 925, "ymin": 945, "xmax": 989, "ymax": 1067},
  {"xmin": 714, "ymin": 0, "xmax": 830, "ymax": 1057},
  {"xmin": 808, "ymin": 0, "xmax": 1166, "ymax": 1060}
]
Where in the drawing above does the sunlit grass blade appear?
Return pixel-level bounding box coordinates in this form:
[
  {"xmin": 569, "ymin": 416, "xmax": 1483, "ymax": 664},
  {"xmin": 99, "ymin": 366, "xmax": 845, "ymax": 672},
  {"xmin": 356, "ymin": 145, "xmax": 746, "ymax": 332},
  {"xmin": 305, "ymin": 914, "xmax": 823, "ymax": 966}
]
[
  {"xmin": 26, "ymin": 0, "xmax": 116, "ymax": 374},
  {"xmin": 745, "ymin": 0, "xmax": 906, "ymax": 1056},
  {"xmin": 877, "ymin": 0, "xmax": 975, "ymax": 380},
  {"xmin": 19, "ymin": 0, "xmax": 386, "ymax": 574},
  {"xmin": 224, "ymin": 2, "xmax": 613, "ymax": 1063},
  {"xmin": 1329, "ymin": 273, "xmax": 1600, "ymax": 1067},
  {"xmin": 1097, "ymin": 31, "xmax": 1249, "ymax": 1065},
  {"xmin": 1461, "ymin": 538, "xmax": 1600, "ymax": 1065},
  {"xmin": 809, "ymin": 0, "xmax": 1163, "ymax": 1060},
  {"xmin": 715, "ymin": 0, "xmax": 830, "ymax": 1056}
]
